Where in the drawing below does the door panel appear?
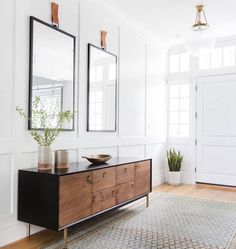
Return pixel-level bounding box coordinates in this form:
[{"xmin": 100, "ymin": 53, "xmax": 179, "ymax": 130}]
[
  {"xmin": 134, "ymin": 161, "xmax": 151, "ymax": 196},
  {"xmin": 59, "ymin": 172, "xmax": 92, "ymax": 227},
  {"xmin": 196, "ymin": 74, "xmax": 236, "ymax": 186}
]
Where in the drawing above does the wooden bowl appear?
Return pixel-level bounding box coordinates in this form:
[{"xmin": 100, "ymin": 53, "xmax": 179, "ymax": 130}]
[{"xmin": 82, "ymin": 154, "xmax": 112, "ymax": 164}]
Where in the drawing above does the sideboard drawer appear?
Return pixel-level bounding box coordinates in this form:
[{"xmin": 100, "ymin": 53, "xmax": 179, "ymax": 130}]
[
  {"xmin": 92, "ymin": 187, "xmax": 116, "ymax": 214},
  {"xmin": 116, "ymin": 181, "xmax": 134, "ymax": 204},
  {"xmin": 92, "ymin": 167, "xmax": 116, "ymax": 192},
  {"xmin": 134, "ymin": 161, "xmax": 151, "ymax": 197},
  {"xmin": 116, "ymin": 164, "xmax": 134, "ymax": 185},
  {"xmin": 59, "ymin": 172, "xmax": 92, "ymax": 227}
]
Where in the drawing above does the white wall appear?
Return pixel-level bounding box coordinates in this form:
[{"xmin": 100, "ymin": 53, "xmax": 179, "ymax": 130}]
[{"xmin": 0, "ymin": 0, "xmax": 167, "ymax": 246}]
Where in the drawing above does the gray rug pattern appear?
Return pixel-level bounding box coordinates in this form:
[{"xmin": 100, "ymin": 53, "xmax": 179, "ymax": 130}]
[{"xmin": 43, "ymin": 194, "xmax": 236, "ymax": 249}]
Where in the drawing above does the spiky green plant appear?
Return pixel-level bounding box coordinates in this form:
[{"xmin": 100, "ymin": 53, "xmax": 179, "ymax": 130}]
[
  {"xmin": 16, "ymin": 97, "xmax": 73, "ymax": 146},
  {"xmin": 167, "ymin": 148, "xmax": 183, "ymax": 172}
]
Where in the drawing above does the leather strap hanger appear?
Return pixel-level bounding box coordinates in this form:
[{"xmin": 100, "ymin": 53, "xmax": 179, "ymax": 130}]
[
  {"xmin": 51, "ymin": 2, "xmax": 59, "ymax": 27},
  {"xmin": 101, "ymin": 31, "xmax": 107, "ymax": 49}
]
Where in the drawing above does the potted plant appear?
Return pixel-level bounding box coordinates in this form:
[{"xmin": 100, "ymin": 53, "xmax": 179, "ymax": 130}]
[
  {"xmin": 16, "ymin": 97, "xmax": 73, "ymax": 170},
  {"xmin": 167, "ymin": 148, "xmax": 183, "ymax": 185}
]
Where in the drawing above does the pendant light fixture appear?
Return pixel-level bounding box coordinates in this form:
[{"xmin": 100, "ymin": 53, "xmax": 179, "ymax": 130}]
[
  {"xmin": 185, "ymin": 4, "xmax": 215, "ymax": 56},
  {"xmin": 193, "ymin": 5, "xmax": 209, "ymax": 31}
]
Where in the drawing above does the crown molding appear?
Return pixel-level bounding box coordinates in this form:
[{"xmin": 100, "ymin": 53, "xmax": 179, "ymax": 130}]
[{"xmin": 86, "ymin": 0, "xmax": 167, "ymax": 50}]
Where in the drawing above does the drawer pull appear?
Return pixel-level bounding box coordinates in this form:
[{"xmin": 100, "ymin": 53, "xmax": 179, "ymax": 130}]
[
  {"xmin": 87, "ymin": 175, "xmax": 92, "ymax": 184},
  {"xmin": 100, "ymin": 192, "xmax": 105, "ymax": 201},
  {"xmin": 124, "ymin": 168, "xmax": 127, "ymax": 173},
  {"xmin": 92, "ymin": 196, "xmax": 96, "ymax": 202},
  {"xmin": 102, "ymin": 172, "xmax": 106, "ymax": 178},
  {"xmin": 112, "ymin": 190, "xmax": 115, "ymax": 197}
]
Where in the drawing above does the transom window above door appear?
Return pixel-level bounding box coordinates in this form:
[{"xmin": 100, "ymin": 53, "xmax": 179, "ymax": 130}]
[{"xmin": 199, "ymin": 46, "xmax": 235, "ymax": 70}]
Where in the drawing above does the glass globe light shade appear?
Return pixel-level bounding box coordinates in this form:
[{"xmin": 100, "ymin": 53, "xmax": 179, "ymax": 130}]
[{"xmin": 185, "ymin": 27, "xmax": 215, "ymax": 56}]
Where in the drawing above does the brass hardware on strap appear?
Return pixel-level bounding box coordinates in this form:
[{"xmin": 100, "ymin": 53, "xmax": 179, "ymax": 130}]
[
  {"xmin": 101, "ymin": 31, "xmax": 107, "ymax": 49},
  {"xmin": 51, "ymin": 2, "xmax": 59, "ymax": 27}
]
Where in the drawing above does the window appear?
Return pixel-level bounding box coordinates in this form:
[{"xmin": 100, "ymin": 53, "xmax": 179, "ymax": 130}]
[
  {"xmin": 223, "ymin": 46, "xmax": 235, "ymax": 67},
  {"xmin": 169, "ymin": 53, "xmax": 190, "ymax": 73},
  {"xmin": 199, "ymin": 46, "xmax": 235, "ymax": 70},
  {"xmin": 169, "ymin": 84, "xmax": 190, "ymax": 137}
]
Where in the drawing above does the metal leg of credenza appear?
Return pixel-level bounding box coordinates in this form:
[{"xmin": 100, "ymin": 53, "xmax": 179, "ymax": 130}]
[
  {"xmin": 63, "ymin": 228, "xmax": 68, "ymax": 249},
  {"xmin": 146, "ymin": 194, "xmax": 149, "ymax": 207},
  {"xmin": 28, "ymin": 223, "xmax": 31, "ymax": 237}
]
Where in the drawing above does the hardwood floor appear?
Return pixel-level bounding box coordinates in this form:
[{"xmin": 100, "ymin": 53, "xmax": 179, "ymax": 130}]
[
  {"xmin": 154, "ymin": 183, "xmax": 236, "ymax": 202},
  {"xmin": 2, "ymin": 183, "xmax": 236, "ymax": 249}
]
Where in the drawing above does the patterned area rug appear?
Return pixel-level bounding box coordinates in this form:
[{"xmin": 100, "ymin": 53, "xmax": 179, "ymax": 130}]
[{"xmin": 43, "ymin": 193, "xmax": 236, "ymax": 249}]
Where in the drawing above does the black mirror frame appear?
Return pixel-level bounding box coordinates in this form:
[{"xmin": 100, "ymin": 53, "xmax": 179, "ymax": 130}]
[
  {"xmin": 87, "ymin": 43, "xmax": 118, "ymax": 132},
  {"xmin": 28, "ymin": 16, "xmax": 76, "ymax": 131}
]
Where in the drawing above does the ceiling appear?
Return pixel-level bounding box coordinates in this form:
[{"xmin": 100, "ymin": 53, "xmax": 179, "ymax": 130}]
[{"xmin": 100, "ymin": 0, "xmax": 236, "ymax": 46}]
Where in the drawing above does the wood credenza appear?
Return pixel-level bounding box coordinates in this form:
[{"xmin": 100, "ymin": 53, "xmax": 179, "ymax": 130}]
[{"xmin": 18, "ymin": 158, "xmax": 152, "ymax": 248}]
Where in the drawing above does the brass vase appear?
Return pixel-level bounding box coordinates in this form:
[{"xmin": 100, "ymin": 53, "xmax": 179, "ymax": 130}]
[{"xmin": 55, "ymin": 150, "xmax": 69, "ymax": 169}]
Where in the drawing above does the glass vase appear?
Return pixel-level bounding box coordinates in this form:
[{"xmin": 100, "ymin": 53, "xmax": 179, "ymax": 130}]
[{"xmin": 38, "ymin": 145, "xmax": 52, "ymax": 171}]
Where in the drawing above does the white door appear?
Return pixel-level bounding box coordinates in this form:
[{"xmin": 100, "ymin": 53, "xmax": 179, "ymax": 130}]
[{"xmin": 196, "ymin": 74, "xmax": 236, "ymax": 186}]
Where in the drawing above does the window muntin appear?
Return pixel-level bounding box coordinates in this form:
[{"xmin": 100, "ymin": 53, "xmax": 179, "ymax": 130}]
[
  {"xmin": 169, "ymin": 84, "xmax": 190, "ymax": 137},
  {"xmin": 199, "ymin": 46, "xmax": 235, "ymax": 70},
  {"xmin": 169, "ymin": 53, "xmax": 190, "ymax": 73}
]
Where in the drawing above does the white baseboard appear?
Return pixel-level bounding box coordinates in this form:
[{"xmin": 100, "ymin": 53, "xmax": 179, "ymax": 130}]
[
  {"xmin": 0, "ymin": 222, "xmax": 44, "ymax": 247},
  {"xmin": 181, "ymin": 170, "xmax": 196, "ymax": 184},
  {"xmin": 152, "ymin": 172, "xmax": 165, "ymax": 187}
]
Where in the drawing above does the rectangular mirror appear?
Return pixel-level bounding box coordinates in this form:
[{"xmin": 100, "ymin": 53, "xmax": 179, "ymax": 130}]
[
  {"xmin": 87, "ymin": 44, "xmax": 117, "ymax": 131},
  {"xmin": 29, "ymin": 16, "xmax": 75, "ymax": 130}
]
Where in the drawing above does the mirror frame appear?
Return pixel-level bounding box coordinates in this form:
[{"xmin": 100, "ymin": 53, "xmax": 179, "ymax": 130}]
[
  {"xmin": 28, "ymin": 16, "xmax": 76, "ymax": 131},
  {"xmin": 87, "ymin": 43, "xmax": 117, "ymax": 132}
]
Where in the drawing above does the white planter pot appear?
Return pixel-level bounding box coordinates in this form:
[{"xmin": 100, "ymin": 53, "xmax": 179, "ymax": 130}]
[
  {"xmin": 38, "ymin": 145, "xmax": 52, "ymax": 171},
  {"xmin": 168, "ymin": 171, "xmax": 181, "ymax": 185}
]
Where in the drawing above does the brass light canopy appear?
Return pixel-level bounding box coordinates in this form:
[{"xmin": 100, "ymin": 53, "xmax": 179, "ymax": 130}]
[{"xmin": 193, "ymin": 5, "xmax": 209, "ymax": 31}]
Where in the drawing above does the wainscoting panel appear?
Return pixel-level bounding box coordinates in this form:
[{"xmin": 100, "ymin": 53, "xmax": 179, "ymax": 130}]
[
  {"xmin": 146, "ymin": 45, "xmax": 167, "ymax": 140},
  {"xmin": 0, "ymin": 154, "xmax": 14, "ymax": 219},
  {"xmin": 119, "ymin": 145, "xmax": 145, "ymax": 158},
  {"xmin": 0, "ymin": 0, "xmax": 14, "ymax": 138},
  {"xmin": 119, "ymin": 28, "xmax": 146, "ymax": 137},
  {"xmin": 146, "ymin": 144, "xmax": 166, "ymax": 186},
  {"xmin": 21, "ymin": 152, "xmax": 38, "ymax": 170}
]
